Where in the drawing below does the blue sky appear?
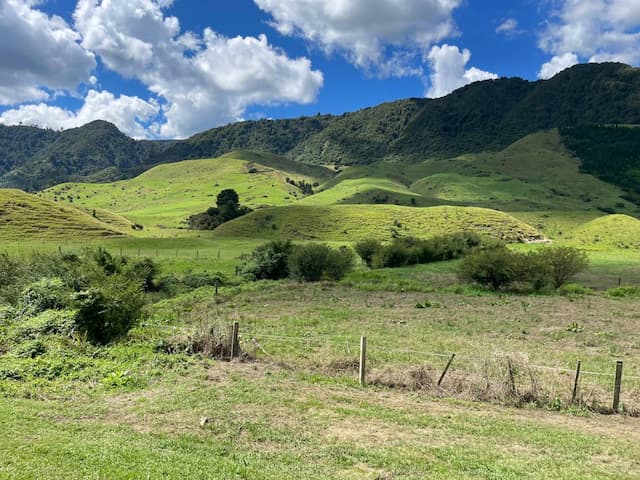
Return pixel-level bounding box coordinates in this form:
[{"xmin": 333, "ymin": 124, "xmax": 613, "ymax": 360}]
[{"xmin": 0, "ymin": 0, "xmax": 638, "ymax": 138}]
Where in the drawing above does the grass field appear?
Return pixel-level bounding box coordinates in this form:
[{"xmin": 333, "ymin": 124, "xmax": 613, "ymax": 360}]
[{"xmin": 2, "ymin": 279, "xmax": 640, "ymax": 479}]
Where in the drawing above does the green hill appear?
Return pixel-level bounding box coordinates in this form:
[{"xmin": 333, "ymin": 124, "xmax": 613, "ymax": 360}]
[
  {"xmin": 39, "ymin": 152, "xmax": 333, "ymax": 231},
  {"xmin": 213, "ymin": 204, "xmax": 543, "ymax": 243},
  {"xmin": 2, "ymin": 63, "xmax": 640, "ymax": 193},
  {"xmin": 569, "ymin": 215, "xmax": 640, "ymax": 249},
  {"xmin": 0, "ymin": 189, "xmax": 122, "ymax": 240},
  {"xmin": 299, "ymin": 130, "xmax": 637, "ymax": 214}
]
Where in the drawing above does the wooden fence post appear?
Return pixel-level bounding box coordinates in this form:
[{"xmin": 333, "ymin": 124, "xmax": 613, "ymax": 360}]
[
  {"xmin": 230, "ymin": 322, "xmax": 239, "ymax": 360},
  {"xmin": 438, "ymin": 353, "xmax": 456, "ymax": 387},
  {"xmin": 507, "ymin": 357, "xmax": 517, "ymax": 397},
  {"xmin": 571, "ymin": 361, "xmax": 581, "ymax": 404},
  {"xmin": 613, "ymin": 360, "xmax": 623, "ymax": 413},
  {"xmin": 359, "ymin": 336, "xmax": 367, "ymax": 387}
]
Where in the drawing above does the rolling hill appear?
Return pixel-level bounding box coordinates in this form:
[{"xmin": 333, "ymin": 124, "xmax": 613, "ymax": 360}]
[
  {"xmin": 213, "ymin": 204, "xmax": 543, "ymax": 243},
  {"xmin": 0, "ymin": 189, "xmax": 123, "ymax": 239},
  {"xmin": 39, "ymin": 151, "xmax": 333, "ymax": 231},
  {"xmin": 2, "ymin": 63, "xmax": 640, "ymax": 195}
]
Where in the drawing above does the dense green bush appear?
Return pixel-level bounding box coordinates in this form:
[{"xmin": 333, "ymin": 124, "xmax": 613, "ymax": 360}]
[
  {"xmin": 288, "ymin": 244, "xmax": 354, "ymax": 282},
  {"xmin": 239, "ymin": 240, "xmax": 293, "ymax": 280},
  {"xmin": 0, "ymin": 249, "xmax": 160, "ymax": 345},
  {"xmin": 354, "ymin": 239, "xmax": 382, "ymax": 267},
  {"xmin": 459, "ymin": 247, "xmax": 519, "ymax": 290},
  {"xmin": 73, "ymin": 278, "xmax": 145, "ymax": 345},
  {"xmin": 369, "ymin": 232, "xmax": 487, "ymax": 269},
  {"xmin": 459, "ymin": 246, "xmax": 589, "ymax": 291}
]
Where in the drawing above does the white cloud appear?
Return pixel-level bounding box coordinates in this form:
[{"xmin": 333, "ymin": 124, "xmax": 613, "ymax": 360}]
[
  {"xmin": 425, "ymin": 44, "xmax": 498, "ymax": 98},
  {"xmin": 0, "ymin": 0, "xmax": 95, "ymax": 104},
  {"xmin": 0, "ymin": 90, "xmax": 159, "ymax": 138},
  {"xmin": 74, "ymin": 0, "xmax": 323, "ymax": 138},
  {"xmin": 496, "ymin": 18, "xmax": 521, "ymax": 36},
  {"xmin": 538, "ymin": 52, "xmax": 579, "ymax": 79},
  {"xmin": 539, "ymin": 0, "xmax": 640, "ymax": 66},
  {"xmin": 254, "ymin": 0, "xmax": 461, "ymax": 74}
]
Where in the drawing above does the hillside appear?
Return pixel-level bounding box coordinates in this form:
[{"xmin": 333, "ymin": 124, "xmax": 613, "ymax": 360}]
[
  {"xmin": 569, "ymin": 215, "xmax": 640, "ymax": 249},
  {"xmin": 0, "ymin": 189, "xmax": 123, "ymax": 239},
  {"xmin": 39, "ymin": 151, "xmax": 333, "ymax": 231},
  {"xmin": 213, "ymin": 204, "xmax": 543, "ymax": 242},
  {"xmin": 0, "ymin": 121, "xmax": 172, "ymax": 191},
  {"xmin": 1, "ymin": 63, "xmax": 640, "ymax": 193}
]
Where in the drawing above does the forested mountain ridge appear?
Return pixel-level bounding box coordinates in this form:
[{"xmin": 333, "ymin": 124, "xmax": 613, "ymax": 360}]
[{"xmin": 1, "ymin": 62, "xmax": 640, "ymax": 191}]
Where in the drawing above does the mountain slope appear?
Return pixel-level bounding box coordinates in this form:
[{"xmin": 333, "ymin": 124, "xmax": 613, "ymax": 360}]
[{"xmin": 1, "ymin": 63, "xmax": 640, "ymax": 191}]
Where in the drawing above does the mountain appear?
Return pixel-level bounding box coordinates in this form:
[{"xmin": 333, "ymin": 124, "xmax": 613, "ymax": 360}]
[
  {"xmin": 1, "ymin": 62, "xmax": 640, "ymax": 192},
  {"xmin": 0, "ymin": 121, "xmax": 173, "ymax": 191}
]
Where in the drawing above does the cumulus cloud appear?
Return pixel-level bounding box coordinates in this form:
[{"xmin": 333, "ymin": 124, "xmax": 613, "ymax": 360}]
[
  {"xmin": 425, "ymin": 44, "xmax": 498, "ymax": 98},
  {"xmin": 0, "ymin": 0, "xmax": 95, "ymax": 104},
  {"xmin": 538, "ymin": 52, "xmax": 579, "ymax": 79},
  {"xmin": 0, "ymin": 90, "xmax": 159, "ymax": 138},
  {"xmin": 539, "ymin": 0, "xmax": 640, "ymax": 67},
  {"xmin": 254, "ymin": 0, "xmax": 461, "ymax": 74},
  {"xmin": 73, "ymin": 0, "xmax": 323, "ymax": 138}
]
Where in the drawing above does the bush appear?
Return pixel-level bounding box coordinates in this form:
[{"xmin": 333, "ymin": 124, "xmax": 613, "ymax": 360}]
[
  {"xmin": 73, "ymin": 277, "xmax": 144, "ymax": 344},
  {"xmin": 354, "ymin": 239, "xmax": 382, "ymax": 267},
  {"xmin": 15, "ymin": 309, "xmax": 77, "ymax": 339},
  {"xmin": 542, "ymin": 247, "xmax": 589, "ymax": 289},
  {"xmin": 368, "ymin": 232, "xmax": 491, "ymax": 269},
  {"xmin": 239, "ymin": 240, "xmax": 293, "ymax": 280},
  {"xmin": 459, "ymin": 247, "xmax": 519, "ymax": 290},
  {"xmin": 460, "ymin": 246, "xmax": 589, "ymax": 291},
  {"xmin": 125, "ymin": 257, "xmax": 159, "ymax": 292},
  {"xmin": 288, "ymin": 244, "xmax": 354, "ymax": 282},
  {"xmin": 19, "ymin": 278, "xmax": 70, "ymax": 316}
]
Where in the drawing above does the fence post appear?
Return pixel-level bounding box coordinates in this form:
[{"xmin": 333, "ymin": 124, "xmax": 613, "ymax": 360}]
[
  {"xmin": 230, "ymin": 322, "xmax": 239, "ymax": 360},
  {"xmin": 507, "ymin": 357, "xmax": 517, "ymax": 397},
  {"xmin": 571, "ymin": 360, "xmax": 581, "ymax": 405},
  {"xmin": 359, "ymin": 336, "xmax": 367, "ymax": 387},
  {"xmin": 613, "ymin": 360, "xmax": 623, "ymax": 413},
  {"xmin": 438, "ymin": 353, "xmax": 456, "ymax": 387}
]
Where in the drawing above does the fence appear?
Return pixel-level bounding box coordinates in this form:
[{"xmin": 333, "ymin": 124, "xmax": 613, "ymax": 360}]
[{"xmin": 202, "ymin": 322, "xmax": 640, "ymax": 415}]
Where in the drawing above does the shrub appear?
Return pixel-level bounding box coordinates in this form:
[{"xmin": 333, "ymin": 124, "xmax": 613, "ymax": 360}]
[
  {"xmin": 125, "ymin": 257, "xmax": 159, "ymax": 292},
  {"xmin": 16, "ymin": 309, "xmax": 77, "ymax": 339},
  {"xmin": 19, "ymin": 278, "xmax": 70, "ymax": 316},
  {"xmin": 354, "ymin": 239, "xmax": 382, "ymax": 267},
  {"xmin": 73, "ymin": 277, "xmax": 144, "ymax": 344},
  {"xmin": 542, "ymin": 247, "xmax": 589, "ymax": 289},
  {"xmin": 239, "ymin": 240, "xmax": 293, "ymax": 280},
  {"xmin": 459, "ymin": 247, "xmax": 519, "ymax": 290},
  {"xmin": 288, "ymin": 244, "xmax": 354, "ymax": 282},
  {"xmin": 371, "ymin": 242, "xmax": 411, "ymax": 268}
]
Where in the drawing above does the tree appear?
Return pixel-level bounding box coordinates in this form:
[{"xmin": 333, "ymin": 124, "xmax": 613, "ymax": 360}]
[
  {"xmin": 544, "ymin": 247, "xmax": 589, "ymax": 289},
  {"xmin": 216, "ymin": 189, "xmax": 240, "ymax": 221},
  {"xmin": 459, "ymin": 247, "xmax": 519, "ymax": 290}
]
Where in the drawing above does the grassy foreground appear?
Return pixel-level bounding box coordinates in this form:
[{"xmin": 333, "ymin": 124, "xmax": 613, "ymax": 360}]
[{"xmin": 1, "ymin": 277, "xmax": 640, "ymax": 479}]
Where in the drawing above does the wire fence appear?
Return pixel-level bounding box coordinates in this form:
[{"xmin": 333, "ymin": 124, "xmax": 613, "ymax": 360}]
[{"xmin": 139, "ymin": 317, "xmax": 640, "ymax": 414}]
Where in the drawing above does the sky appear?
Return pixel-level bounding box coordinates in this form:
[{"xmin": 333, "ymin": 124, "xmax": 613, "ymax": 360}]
[{"xmin": 0, "ymin": 0, "xmax": 639, "ymax": 139}]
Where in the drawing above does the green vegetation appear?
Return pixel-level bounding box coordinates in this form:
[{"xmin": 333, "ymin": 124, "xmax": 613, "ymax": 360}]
[
  {"xmin": 215, "ymin": 204, "xmax": 543, "ymax": 242},
  {"xmin": 0, "ymin": 189, "xmax": 122, "ymax": 239},
  {"xmin": 3, "ymin": 63, "xmax": 640, "ymax": 194},
  {"xmin": 187, "ymin": 188, "xmax": 252, "ymax": 230},
  {"xmin": 40, "ymin": 152, "xmax": 330, "ymax": 232},
  {"xmin": 561, "ymin": 124, "xmax": 640, "ymax": 199},
  {"xmin": 459, "ymin": 246, "xmax": 589, "ymax": 291}
]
